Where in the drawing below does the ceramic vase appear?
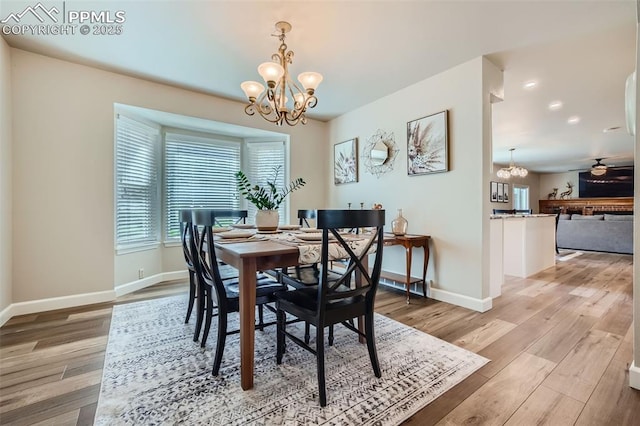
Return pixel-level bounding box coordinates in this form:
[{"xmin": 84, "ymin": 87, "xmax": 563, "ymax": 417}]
[{"xmin": 255, "ymin": 210, "xmax": 279, "ymax": 231}]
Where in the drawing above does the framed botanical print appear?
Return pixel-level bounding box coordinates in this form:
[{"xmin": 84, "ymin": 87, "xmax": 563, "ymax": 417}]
[
  {"xmin": 503, "ymin": 183, "xmax": 510, "ymax": 203},
  {"xmin": 497, "ymin": 182, "xmax": 504, "ymax": 202},
  {"xmin": 407, "ymin": 110, "xmax": 449, "ymax": 175},
  {"xmin": 334, "ymin": 138, "xmax": 358, "ymax": 184}
]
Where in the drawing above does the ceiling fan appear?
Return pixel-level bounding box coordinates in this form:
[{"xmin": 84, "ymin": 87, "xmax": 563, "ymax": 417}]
[{"xmin": 590, "ymin": 158, "xmax": 608, "ymax": 176}]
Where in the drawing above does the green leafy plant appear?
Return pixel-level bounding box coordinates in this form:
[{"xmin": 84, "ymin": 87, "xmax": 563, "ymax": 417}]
[{"xmin": 235, "ymin": 166, "xmax": 306, "ymax": 210}]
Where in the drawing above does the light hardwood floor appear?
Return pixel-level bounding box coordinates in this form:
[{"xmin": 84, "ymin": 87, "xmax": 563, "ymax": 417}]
[{"xmin": 1, "ymin": 251, "xmax": 639, "ymax": 425}]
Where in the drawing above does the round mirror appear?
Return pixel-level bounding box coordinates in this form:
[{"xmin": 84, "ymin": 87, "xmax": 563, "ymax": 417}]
[{"xmin": 370, "ymin": 140, "xmax": 388, "ymax": 166}]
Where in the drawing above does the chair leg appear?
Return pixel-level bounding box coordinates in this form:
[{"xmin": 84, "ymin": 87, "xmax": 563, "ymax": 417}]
[
  {"xmin": 193, "ymin": 278, "xmax": 205, "ymax": 342},
  {"xmin": 258, "ymin": 305, "xmax": 264, "ymax": 331},
  {"xmin": 304, "ymin": 322, "xmax": 311, "ymax": 344},
  {"xmin": 185, "ymin": 271, "xmax": 196, "ymax": 324},
  {"xmin": 316, "ymin": 325, "xmax": 327, "ymax": 407},
  {"xmin": 328, "ymin": 325, "xmax": 334, "ymax": 346},
  {"xmin": 365, "ymin": 311, "xmax": 381, "ymax": 378},
  {"xmin": 212, "ymin": 312, "xmax": 228, "ymax": 376},
  {"xmin": 276, "ymin": 308, "xmax": 285, "ymax": 364},
  {"xmin": 200, "ymin": 290, "xmax": 214, "ymax": 348}
]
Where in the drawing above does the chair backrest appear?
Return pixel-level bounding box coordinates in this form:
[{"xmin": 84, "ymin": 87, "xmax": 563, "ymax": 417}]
[
  {"xmin": 315, "ymin": 209, "xmax": 385, "ymax": 309},
  {"xmin": 191, "ymin": 210, "xmax": 227, "ymax": 307},
  {"xmin": 179, "ymin": 209, "xmax": 194, "ymax": 271},
  {"xmin": 297, "ymin": 209, "xmax": 317, "ymax": 228},
  {"xmin": 493, "ymin": 209, "xmax": 515, "ymax": 214},
  {"xmin": 207, "ymin": 209, "xmax": 248, "ymax": 226}
]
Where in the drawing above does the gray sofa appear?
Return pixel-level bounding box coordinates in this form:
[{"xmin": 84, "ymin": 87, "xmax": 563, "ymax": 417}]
[{"xmin": 556, "ymin": 214, "xmax": 633, "ymax": 254}]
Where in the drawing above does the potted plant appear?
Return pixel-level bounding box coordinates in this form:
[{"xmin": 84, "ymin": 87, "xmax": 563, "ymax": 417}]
[{"xmin": 235, "ymin": 166, "xmax": 306, "ymax": 231}]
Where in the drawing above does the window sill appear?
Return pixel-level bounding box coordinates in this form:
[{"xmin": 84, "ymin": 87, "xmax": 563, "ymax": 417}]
[
  {"xmin": 116, "ymin": 242, "xmax": 160, "ymax": 255},
  {"xmin": 163, "ymin": 241, "xmax": 181, "ymax": 248}
]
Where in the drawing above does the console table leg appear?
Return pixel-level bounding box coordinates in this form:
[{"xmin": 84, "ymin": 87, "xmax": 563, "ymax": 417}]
[
  {"xmin": 405, "ymin": 246, "xmax": 413, "ymax": 304},
  {"xmin": 422, "ymin": 244, "xmax": 429, "ymax": 298}
]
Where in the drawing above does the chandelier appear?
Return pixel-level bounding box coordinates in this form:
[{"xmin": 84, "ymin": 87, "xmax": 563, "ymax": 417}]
[
  {"xmin": 240, "ymin": 21, "xmax": 323, "ymax": 126},
  {"xmin": 497, "ymin": 148, "xmax": 528, "ymax": 178}
]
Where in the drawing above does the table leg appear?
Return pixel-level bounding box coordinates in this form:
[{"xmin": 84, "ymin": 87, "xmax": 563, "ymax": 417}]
[
  {"xmin": 405, "ymin": 246, "xmax": 413, "ymax": 304},
  {"xmin": 422, "ymin": 242, "xmax": 429, "ymax": 298},
  {"xmin": 239, "ymin": 258, "xmax": 257, "ymax": 390}
]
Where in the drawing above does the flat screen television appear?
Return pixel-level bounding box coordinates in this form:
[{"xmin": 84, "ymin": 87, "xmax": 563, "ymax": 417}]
[{"xmin": 578, "ymin": 166, "xmax": 634, "ymax": 198}]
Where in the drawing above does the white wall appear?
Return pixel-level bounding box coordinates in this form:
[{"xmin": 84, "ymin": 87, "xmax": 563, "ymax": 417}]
[
  {"xmin": 328, "ymin": 57, "xmax": 502, "ymax": 310},
  {"xmin": 0, "ymin": 38, "xmax": 12, "ymax": 315},
  {"xmin": 10, "ymin": 49, "xmax": 327, "ymax": 306}
]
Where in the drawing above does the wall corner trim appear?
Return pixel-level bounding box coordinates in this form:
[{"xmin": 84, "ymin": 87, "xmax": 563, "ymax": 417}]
[
  {"xmin": 429, "ymin": 287, "xmax": 492, "ymax": 312},
  {"xmin": 115, "ymin": 270, "xmax": 188, "ymax": 297},
  {"xmin": 630, "ymin": 361, "xmax": 640, "ymax": 390}
]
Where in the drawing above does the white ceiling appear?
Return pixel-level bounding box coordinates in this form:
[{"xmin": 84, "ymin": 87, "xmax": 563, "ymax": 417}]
[{"xmin": 1, "ymin": 0, "xmax": 636, "ymax": 173}]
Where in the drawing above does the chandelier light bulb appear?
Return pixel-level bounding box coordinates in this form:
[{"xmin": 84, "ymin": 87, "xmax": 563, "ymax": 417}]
[
  {"xmin": 298, "ymin": 72, "xmax": 323, "ymax": 92},
  {"xmin": 257, "ymin": 62, "xmax": 285, "ymax": 87},
  {"xmin": 240, "ymin": 81, "xmax": 265, "ymax": 100}
]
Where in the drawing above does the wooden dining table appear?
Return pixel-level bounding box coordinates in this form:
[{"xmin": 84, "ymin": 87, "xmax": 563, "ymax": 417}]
[{"xmin": 213, "ymin": 239, "xmax": 300, "ymax": 390}]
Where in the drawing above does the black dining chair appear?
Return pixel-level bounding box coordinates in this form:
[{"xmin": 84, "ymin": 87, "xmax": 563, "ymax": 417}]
[
  {"xmin": 191, "ymin": 209, "xmax": 288, "ymax": 374},
  {"xmin": 180, "ymin": 209, "xmax": 197, "ymax": 325},
  {"xmin": 211, "ymin": 209, "xmax": 248, "ymax": 227},
  {"xmin": 274, "ymin": 209, "xmax": 385, "ymax": 407},
  {"xmin": 280, "ymin": 209, "xmax": 345, "ymax": 344},
  {"xmin": 181, "ymin": 209, "xmax": 248, "ymax": 333}
]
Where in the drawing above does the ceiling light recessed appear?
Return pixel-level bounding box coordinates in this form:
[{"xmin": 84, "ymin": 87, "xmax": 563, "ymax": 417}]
[
  {"xmin": 567, "ymin": 116, "xmax": 581, "ymax": 124},
  {"xmin": 523, "ymin": 80, "xmax": 538, "ymax": 89},
  {"xmin": 603, "ymin": 126, "xmax": 621, "ymax": 133},
  {"xmin": 548, "ymin": 101, "xmax": 563, "ymax": 111}
]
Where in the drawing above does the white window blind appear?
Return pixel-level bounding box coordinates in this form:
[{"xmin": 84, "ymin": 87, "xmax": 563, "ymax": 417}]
[
  {"xmin": 164, "ymin": 132, "xmax": 241, "ymax": 241},
  {"xmin": 245, "ymin": 141, "xmax": 287, "ymax": 224},
  {"xmin": 115, "ymin": 115, "xmax": 160, "ymax": 250}
]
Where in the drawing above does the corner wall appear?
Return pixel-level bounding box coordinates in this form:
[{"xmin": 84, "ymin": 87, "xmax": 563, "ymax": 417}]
[
  {"xmin": 328, "ymin": 57, "xmax": 502, "ymax": 310},
  {"xmin": 0, "ymin": 37, "xmax": 12, "ymax": 317},
  {"xmin": 631, "ymin": 3, "xmax": 640, "ymax": 390}
]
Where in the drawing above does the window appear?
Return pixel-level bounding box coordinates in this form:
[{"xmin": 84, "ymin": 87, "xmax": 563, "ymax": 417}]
[
  {"xmin": 244, "ymin": 141, "xmax": 287, "ymax": 224},
  {"xmin": 164, "ymin": 132, "xmax": 241, "ymax": 241},
  {"xmin": 115, "ymin": 111, "xmax": 288, "ymax": 249},
  {"xmin": 115, "ymin": 115, "xmax": 160, "ymax": 251},
  {"xmin": 513, "ymin": 185, "xmax": 530, "ymax": 211}
]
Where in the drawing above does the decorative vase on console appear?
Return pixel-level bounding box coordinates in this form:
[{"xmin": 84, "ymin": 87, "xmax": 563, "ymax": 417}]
[{"xmin": 391, "ymin": 209, "xmax": 408, "ymax": 236}]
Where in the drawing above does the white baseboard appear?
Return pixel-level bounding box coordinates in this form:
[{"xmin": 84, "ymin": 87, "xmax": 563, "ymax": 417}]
[
  {"xmin": 1, "ymin": 290, "xmax": 116, "ymax": 327},
  {"xmin": 429, "ymin": 287, "xmax": 493, "ymax": 312},
  {"xmin": 115, "ymin": 270, "xmax": 188, "ymax": 297},
  {"xmin": 630, "ymin": 361, "xmax": 640, "ymax": 390},
  {"xmin": 0, "ymin": 270, "xmax": 188, "ymax": 327}
]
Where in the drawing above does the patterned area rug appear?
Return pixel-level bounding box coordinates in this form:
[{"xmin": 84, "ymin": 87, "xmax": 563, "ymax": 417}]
[{"xmin": 95, "ymin": 295, "xmax": 488, "ymax": 425}]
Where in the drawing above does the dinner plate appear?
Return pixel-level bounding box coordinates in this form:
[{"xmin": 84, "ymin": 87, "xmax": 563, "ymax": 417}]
[
  {"xmin": 218, "ymin": 230, "xmax": 254, "ymax": 239},
  {"xmin": 296, "ymin": 233, "xmax": 323, "ymax": 241},
  {"xmin": 212, "ymin": 227, "xmax": 231, "ymax": 233},
  {"xmin": 231, "ymin": 224, "xmax": 255, "ymax": 229},
  {"xmin": 299, "ymin": 227, "xmax": 319, "ymax": 233},
  {"xmin": 278, "ymin": 224, "xmax": 302, "ymax": 230}
]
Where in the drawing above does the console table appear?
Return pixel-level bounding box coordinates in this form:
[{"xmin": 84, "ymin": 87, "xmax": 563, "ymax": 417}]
[{"xmin": 382, "ymin": 233, "xmax": 431, "ymax": 304}]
